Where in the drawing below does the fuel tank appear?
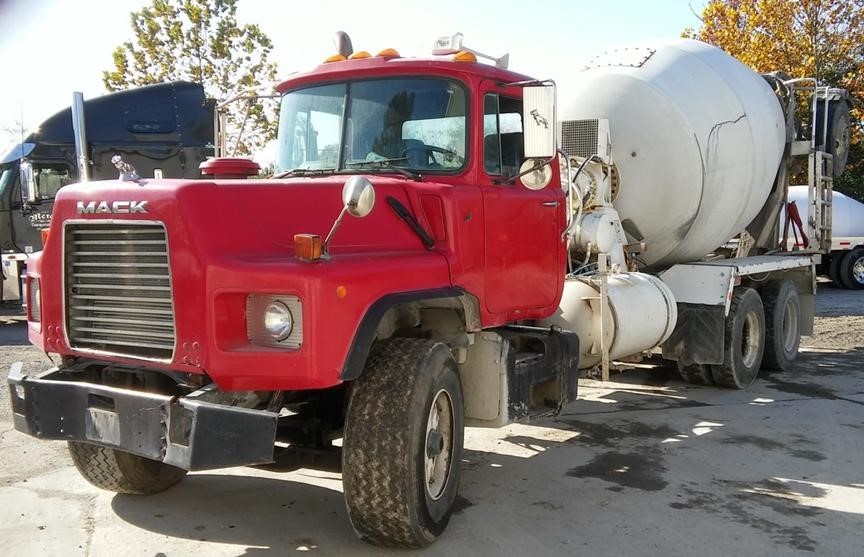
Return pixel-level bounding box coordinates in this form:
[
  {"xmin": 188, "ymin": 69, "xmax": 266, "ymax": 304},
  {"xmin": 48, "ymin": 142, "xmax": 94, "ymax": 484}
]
[{"xmin": 560, "ymin": 39, "xmax": 786, "ymax": 268}]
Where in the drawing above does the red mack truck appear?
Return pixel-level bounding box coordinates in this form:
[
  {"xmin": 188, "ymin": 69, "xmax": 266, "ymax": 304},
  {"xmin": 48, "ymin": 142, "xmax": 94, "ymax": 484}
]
[{"xmin": 7, "ymin": 33, "xmax": 849, "ymax": 547}]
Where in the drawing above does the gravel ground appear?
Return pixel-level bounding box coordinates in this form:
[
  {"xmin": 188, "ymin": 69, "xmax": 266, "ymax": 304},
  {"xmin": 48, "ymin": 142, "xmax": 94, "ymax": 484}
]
[{"xmin": 0, "ymin": 282, "xmax": 861, "ymax": 556}]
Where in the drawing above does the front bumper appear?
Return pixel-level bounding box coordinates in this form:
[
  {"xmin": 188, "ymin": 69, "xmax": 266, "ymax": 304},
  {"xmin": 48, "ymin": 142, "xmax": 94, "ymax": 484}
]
[{"xmin": 8, "ymin": 363, "xmax": 278, "ymax": 471}]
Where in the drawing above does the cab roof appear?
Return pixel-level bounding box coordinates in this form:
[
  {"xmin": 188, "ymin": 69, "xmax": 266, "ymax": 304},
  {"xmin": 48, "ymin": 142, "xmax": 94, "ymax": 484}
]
[{"xmin": 274, "ymin": 55, "xmax": 534, "ymax": 94}]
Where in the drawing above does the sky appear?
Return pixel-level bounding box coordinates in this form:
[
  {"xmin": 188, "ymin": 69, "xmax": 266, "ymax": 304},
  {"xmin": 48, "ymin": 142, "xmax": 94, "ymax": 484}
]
[{"xmin": 0, "ymin": 0, "xmax": 706, "ymax": 149}]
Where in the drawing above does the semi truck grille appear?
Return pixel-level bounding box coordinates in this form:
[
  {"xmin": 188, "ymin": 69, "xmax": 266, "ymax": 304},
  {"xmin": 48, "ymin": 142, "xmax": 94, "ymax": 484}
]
[{"xmin": 64, "ymin": 222, "xmax": 176, "ymax": 360}]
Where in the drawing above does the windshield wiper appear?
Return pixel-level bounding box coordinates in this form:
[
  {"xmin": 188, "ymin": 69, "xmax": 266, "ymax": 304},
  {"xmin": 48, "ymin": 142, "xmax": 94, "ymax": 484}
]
[
  {"xmin": 272, "ymin": 168, "xmax": 337, "ymax": 179},
  {"xmin": 345, "ymin": 159, "xmax": 422, "ymax": 181}
]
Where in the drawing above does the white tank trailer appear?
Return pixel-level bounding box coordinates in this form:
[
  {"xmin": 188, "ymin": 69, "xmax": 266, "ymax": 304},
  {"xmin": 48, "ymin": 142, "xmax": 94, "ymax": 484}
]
[
  {"xmin": 539, "ymin": 39, "xmax": 816, "ymax": 374},
  {"xmin": 786, "ymin": 185, "xmax": 864, "ymax": 289}
]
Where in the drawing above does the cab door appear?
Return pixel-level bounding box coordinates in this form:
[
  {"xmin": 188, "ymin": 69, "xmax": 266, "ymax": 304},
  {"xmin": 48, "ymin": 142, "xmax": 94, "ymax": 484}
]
[{"xmin": 480, "ymin": 89, "xmax": 564, "ymax": 316}]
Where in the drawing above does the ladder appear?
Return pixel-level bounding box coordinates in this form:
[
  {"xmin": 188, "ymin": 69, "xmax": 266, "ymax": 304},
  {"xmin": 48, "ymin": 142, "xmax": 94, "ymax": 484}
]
[{"xmin": 807, "ymin": 150, "xmax": 833, "ymax": 253}]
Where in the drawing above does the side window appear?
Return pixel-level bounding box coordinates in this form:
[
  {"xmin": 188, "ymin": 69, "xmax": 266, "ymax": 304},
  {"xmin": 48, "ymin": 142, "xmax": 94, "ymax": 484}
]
[
  {"xmin": 483, "ymin": 94, "xmax": 524, "ymax": 178},
  {"xmin": 33, "ymin": 163, "xmax": 73, "ymax": 200}
]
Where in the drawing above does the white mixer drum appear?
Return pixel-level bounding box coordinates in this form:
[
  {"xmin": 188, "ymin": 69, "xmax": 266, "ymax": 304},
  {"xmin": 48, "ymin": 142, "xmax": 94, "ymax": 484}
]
[{"xmin": 560, "ymin": 39, "xmax": 786, "ymax": 268}]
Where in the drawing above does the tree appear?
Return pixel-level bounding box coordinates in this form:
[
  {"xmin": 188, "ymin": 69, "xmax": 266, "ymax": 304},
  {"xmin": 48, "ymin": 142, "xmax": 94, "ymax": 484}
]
[
  {"xmin": 685, "ymin": 0, "xmax": 864, "ymax": 200},
  {"xmin": 103, "ymin": 0, "xmax": 279, "ymax": 155}
]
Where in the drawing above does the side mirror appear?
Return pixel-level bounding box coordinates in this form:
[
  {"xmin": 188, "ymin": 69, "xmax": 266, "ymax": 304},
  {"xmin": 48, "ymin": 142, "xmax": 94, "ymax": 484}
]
[
  {"xmin": 322, "ymin": 176, "xmax": 377, "ymax": 257},
  {"xmin": 522, "ymin": 84, "xmax": 556, "ymax": 159},
  {"xmin": 342, "ymin": 175, "xmax": 375, "ymax": 217},
  {"xmin": 19, "ymin": 160, "xmax": 37, "ymax": 205},
  {"xmin": 518, "ymin": 159, "xmax": 553, "ymax": 190}
]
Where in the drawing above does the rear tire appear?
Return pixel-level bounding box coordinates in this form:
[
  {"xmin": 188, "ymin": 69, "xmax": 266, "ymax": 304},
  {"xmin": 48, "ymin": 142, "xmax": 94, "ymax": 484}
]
[
  {"xmin": 762, "ymin": 280, "xmax": 801, "ymax": 371},
  {"xmin": 828, "ymin": 252, "xmax": 845, "ymax": 288},
  {"xmin": 710, "ymin": 288, "xmax": 765, "ymax": 389},
  {"xmin": 68, "ymin": 441, "xmax": 186, "ymax": 495},
  {"xmin": 676, "ymin": 361, "xmax": 714, "ymax": 385},
  {"xmin": 839, "ymin": 248, "xmax": 864, "ymax": 290},
  {"xmin": 343, "ymin": 338, "xmax": 464, "ymax": 548}
]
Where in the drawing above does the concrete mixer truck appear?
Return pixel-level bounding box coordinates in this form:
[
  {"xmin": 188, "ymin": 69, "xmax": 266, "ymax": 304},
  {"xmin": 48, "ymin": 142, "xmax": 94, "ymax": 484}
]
[{"xmin": 7, "ymin": 33, "xmax": 850, "ymax": 547}]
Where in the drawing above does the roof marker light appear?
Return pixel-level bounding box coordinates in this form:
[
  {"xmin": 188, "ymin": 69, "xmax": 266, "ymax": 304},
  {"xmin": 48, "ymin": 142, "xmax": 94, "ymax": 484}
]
[
  {"xmin": 324, "ymin": 54, "xmax": 347, "ymax": 63},
  {"xmin": 348, "ymin": 50, "xmax": 371, "ymax": 60},
  {"xmin": 453, "ymin": 50, "xmax": 477, "ymax": 63},
  {"xmin": 376, "ymin": 48, "xmax": 401, "ymax": 58}
]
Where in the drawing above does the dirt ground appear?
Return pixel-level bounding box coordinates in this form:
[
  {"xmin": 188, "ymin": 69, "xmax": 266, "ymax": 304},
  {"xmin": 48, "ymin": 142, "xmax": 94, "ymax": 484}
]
[{"xmin": 0, "ymin": 282, "xmax": 862, "ymax": 556}]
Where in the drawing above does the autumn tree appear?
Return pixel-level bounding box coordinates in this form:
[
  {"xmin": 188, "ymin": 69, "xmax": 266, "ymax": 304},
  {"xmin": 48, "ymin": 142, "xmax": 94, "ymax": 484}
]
[
  {"xmin": 103, "ymin": 0, "xmax": 278, "ymax": 155},
  {"xmin": 685, "ymin": 0, "xmax": 864, "ymax": 200}
]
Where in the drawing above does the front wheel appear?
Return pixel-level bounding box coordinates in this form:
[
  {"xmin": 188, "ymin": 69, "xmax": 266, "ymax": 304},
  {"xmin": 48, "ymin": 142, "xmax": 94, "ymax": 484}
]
[
  {"xmin": 839, "ymin": 248, "xmax": 864, "ymax": 290},
  {"xmin": 343, "ymin": 338, "xmax": 464, "ymax": 548}
]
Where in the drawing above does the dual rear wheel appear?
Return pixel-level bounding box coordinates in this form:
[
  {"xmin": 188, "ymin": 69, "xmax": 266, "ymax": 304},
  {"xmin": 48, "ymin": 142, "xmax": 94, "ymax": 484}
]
[{"xmin": 677, "ymin": 280, "xmax": 801, "ymax": 389}]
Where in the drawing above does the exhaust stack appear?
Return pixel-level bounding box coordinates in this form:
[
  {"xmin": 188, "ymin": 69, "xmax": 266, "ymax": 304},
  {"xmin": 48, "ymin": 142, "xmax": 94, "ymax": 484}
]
[{"xmin": 71, "ymin": 92, "xmax": 90, "ymax": 181}]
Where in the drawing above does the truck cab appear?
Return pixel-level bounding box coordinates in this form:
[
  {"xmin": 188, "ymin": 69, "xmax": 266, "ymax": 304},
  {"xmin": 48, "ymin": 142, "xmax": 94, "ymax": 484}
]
[{"xmin": 9, "ymin": 40, "xmax": 578, "ymax": 549}]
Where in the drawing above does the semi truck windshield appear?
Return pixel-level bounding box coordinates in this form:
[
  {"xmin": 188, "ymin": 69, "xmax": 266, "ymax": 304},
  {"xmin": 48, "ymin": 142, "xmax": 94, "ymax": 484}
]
[{"xmin": 276, "ymin": 78, "xmax": 467, "ymax": 174}]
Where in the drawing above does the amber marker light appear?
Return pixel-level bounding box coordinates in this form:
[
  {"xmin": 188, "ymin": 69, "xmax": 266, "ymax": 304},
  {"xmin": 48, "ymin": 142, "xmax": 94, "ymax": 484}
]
[
  {"xmin": 324, "ymin": 54, "xmax": 347, "ymax": 63},
  {"xmin": 336, "ymin": 285, "xmax": 348, "ymax": 298},
  {"xmin": 376, "ymin": 48, "xmax": 400, "ymax": 58},
  {"xmin": 348, "ymin": 51, "xmax": 371, "ymax": 59},
  {"xmin": 294, "ymin": 234, "xmax": 322, "ymax": 261},
  {"xmin": 40, "ymin": 228, "xmax": 49, "ymax": 246},
  {"xmin": 453, "ymin": 50, "xmax": 477, "ymax": 62}
]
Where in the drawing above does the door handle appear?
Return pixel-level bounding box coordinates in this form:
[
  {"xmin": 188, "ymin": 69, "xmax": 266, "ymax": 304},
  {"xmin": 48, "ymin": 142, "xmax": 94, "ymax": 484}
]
[{"xmin": 541, "ymin": 201, "xmax": 559, "ymax": 208}]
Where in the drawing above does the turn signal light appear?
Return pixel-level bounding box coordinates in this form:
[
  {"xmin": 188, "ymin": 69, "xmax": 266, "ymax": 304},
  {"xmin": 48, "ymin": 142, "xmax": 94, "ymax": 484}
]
[
  {"xmin": 348, "ymin": 50, "xmax": 371, "ymax": 59},
  {"xmin": 324, "ymin": 54, "xmax": 347, "ymax": 63},
  {"xmin": 294, "ymin": 234, "xmax": 322, "ymax": 261},
  {"xmin": 40, "ymin": 228, "xmax": 49, "ymax": 247},
  {"xmin": 453, "ymin": 50, "xmax": 477, "ymax": 63}
]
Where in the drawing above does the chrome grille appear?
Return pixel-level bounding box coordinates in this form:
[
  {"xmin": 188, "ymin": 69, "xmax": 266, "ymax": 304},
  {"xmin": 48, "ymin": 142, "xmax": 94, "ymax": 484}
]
[
  {"xmin": 65, "ymin": 222, "xmax": 175, "ymax": 359},
  {"xmin": 561, "ymin": 119, "xmax": 599, "ymax": 159}
]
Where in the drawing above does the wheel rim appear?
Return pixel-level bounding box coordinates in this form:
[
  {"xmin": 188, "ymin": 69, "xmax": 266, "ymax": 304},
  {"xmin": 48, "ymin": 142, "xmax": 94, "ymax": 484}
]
[
  {"xmin": 781, "ymin": 297, "xmax": 799, "ymax": 352},
  {"xmin": 853, "ymin": 256, "xmax": 864, "ymax": 285},
  {"xmin": 741, "ymin": 311, "xmax": 761, "ymax": 368},
  {"xmin": 424, "ymin": 389, "xmax": 454, "ymax": 501}
]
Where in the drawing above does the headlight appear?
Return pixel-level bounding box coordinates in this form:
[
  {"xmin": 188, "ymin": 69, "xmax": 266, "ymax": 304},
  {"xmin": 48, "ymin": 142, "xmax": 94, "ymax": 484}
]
[
  {"xmin": 246, "ymin": 294, "xmax": 303, "ymax": 348},
  {"xmin": 263, "ymin": 301, "xmax": 294, "ymax": 341}
]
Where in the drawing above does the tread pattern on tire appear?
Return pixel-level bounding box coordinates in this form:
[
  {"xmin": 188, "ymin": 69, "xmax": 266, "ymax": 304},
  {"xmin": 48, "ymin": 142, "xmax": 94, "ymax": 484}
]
[
  {"xmin": 342, "ymin": 338, "xmax": 458, "ymax": 548},
  {"xmin": 68, "ymin": 441, "xmax": 186, "ymax": 495}
]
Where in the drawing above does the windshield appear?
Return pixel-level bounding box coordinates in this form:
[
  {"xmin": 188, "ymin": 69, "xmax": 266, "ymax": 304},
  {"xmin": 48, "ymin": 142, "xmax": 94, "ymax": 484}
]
[{"xmin": 276, "ymin": 78, "xmax": 467, "ymax": 174}]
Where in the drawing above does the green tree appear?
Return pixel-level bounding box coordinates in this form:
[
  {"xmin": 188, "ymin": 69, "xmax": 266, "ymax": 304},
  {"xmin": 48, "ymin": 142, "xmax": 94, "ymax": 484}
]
[
  {"xmin": 103, "ymin": 0, "xmax": 278, "ymax": 155},
  {"xmin": 685, "ymin": 0, "xmax": 864, "ymax": 200}
]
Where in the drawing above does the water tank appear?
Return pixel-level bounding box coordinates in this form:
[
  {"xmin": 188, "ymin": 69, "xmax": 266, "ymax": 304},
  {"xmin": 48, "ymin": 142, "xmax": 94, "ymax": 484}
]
[{"xmin": 560, "ymin": 39, "xmax": 786, "ymax": 268}]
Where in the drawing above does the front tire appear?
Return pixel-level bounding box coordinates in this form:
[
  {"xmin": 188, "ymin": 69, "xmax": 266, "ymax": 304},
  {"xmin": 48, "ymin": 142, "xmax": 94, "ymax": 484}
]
[
  {"xmin": 710, "ymin": 287, "xmax": 766, "ymax": 389},
  {"xmin": 839, "ymin": 248, "xmax": 864, "ymax": 290},
  {"xmin": 343, "ymin": 338, "xmax": 464, "ymax": 548},
  {"xmin": 68, "ymin": 441, "xmax": 187, "ymax": 495}
]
